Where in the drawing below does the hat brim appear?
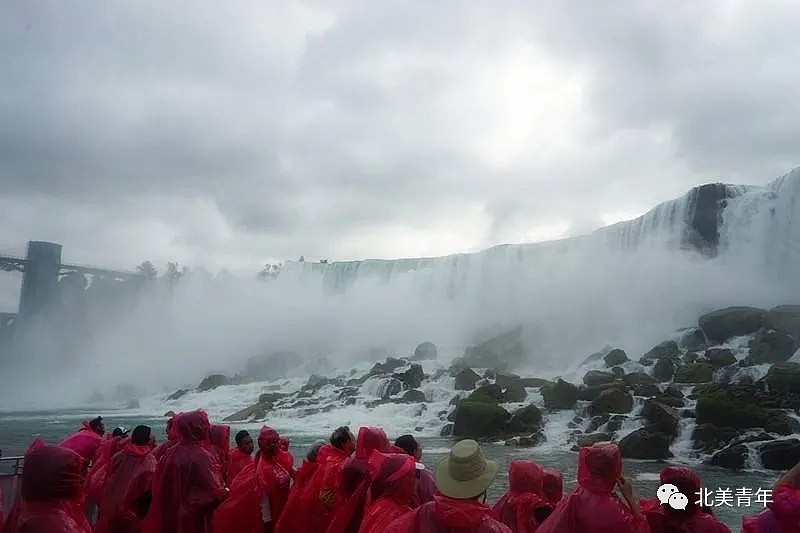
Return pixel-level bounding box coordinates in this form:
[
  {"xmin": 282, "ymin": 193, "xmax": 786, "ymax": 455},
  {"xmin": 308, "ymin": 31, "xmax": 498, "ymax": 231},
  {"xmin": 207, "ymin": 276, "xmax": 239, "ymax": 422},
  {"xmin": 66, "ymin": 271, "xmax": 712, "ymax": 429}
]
[{"xmin": 435, "ymin": 456, "xmax": 499, "ymax": 499}]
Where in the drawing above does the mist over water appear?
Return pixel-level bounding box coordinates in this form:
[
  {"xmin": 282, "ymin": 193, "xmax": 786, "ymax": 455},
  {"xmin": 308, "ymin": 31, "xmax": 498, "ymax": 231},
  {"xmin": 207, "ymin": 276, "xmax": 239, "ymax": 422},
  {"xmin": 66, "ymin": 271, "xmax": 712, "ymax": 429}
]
[{"xmin": 2, "ymin": 168, "xmax": 800, "ymax": 409}]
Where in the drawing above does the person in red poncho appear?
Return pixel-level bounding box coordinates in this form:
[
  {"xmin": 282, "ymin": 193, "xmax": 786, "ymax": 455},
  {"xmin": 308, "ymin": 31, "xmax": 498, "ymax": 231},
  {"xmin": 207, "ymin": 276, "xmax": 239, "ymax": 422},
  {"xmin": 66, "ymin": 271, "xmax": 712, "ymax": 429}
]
[
  {"xmin": 143, "ymin": 409, "xmax": 229, "ymax": 533},
  {"xmin": 492, "ymin": 460, "xmax": 554, "ymax": 532},
  {"xmin": 229, "ymin": 430, "xmax": 255, "ymax": 483},
  {"xmin": 86, "ymin": 427, "xmax": 130, "ymax": 523},
  {"xmin": 541, "ymin": 469, "xmax": 563, "ymax": 507},
  {"xmin": 209, "ymin": 424, "xmax": 231, "ymax": 484},
  {"xmin": 277, "ymin": 437, "xmax": 296, "ymax": 479},
  {"xmin": 3, "ymin": 439, "xmax": 92, "ymax": 533},
  {"xmin": 394, "ymin": 434, "xmax": 436, "ymax": 507},
  {"xmin": 326, "ymin": 426, "xmax": 393, "ymax": 533},
  {"xmin": 638, "ymin": 466, "xmax": 730, "ymax": 533},
  {"xmin": 386, "ymin": 439, "xmax": 511, "ymax": 533},
  {"xmin": 274, "ymin": 426, "xmax": 355, "ymax": 533},
  {"xmin": 60, "ymin": 416, "xmax": 105, "ymax": 465},
  {"xmin": 153, "ymin": 415, "xmax": 180, "ymax": 463},
  {"xmin": 359, "ymin": 452, "xmax": 416, "ymax": 533},
  {"xmin": 536, "ymin": 442, "xmax": 649, "ymax": 533},
  {"xmin": 95, "ymin": 425, "xmax": 158, "ymax": 533},
  {"xmin": 742, "ymin": 459, "xmax": 800, "ymax": 532}
]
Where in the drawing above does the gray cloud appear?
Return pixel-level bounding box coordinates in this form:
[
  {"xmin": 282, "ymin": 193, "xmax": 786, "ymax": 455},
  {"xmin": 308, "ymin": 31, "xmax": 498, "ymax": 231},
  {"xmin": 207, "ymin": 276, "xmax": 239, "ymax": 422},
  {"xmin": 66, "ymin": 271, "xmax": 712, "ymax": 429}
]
[{"xmin": 1, "ymin": 0, "xmax": 798, "ymax": 295}]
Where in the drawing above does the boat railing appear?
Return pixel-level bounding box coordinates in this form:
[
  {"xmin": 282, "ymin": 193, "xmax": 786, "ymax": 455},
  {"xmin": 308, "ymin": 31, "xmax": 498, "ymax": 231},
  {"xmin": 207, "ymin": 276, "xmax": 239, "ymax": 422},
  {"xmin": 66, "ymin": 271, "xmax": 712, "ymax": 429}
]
[{"xmin": 0, "ymin": 456, "xmax": 23, "ymax": 515}]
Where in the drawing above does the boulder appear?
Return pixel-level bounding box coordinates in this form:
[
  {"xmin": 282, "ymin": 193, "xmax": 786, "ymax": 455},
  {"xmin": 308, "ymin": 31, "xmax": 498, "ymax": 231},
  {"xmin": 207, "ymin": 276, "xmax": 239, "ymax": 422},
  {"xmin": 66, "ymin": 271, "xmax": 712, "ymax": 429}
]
[
  {"xmin": 505, "ymin": 432, "xmax": 546, "ymax": 447},
  {"xmin": 503, "ymin": 383, "xmax": 528, "ymax": 403},
  {"xmin": 624, "ymin": 372, "xmax": 656, "ymax": 387},
  {"xmin": 581, "ymin": 348, "xmax": 609, "ymax": 366},
  {"xmin": 167, "ymin": 389, "xmax": 190, "ymax": 401},
  {"xmin": 454, "ymin": 368, "xmax": 481, "ymax": 391},
  {"xmin": 507, "ymin": 404, "xmax": 543, "ymax": 434},
  {"xmin": 587, "ymin": 414, "xmax": 611, "ymax": 433},
  {"xmin": 541, "ymin": 379, "xmax": 579, "ymax": 410},
  {"xmin": 704, "ymin": 348, "xmax": 737, "ymax": 367},
  {"xmin": 674, "ymin": 363, "xmax": 714, "ymax": 384},
  {"xmin": 370, "ymin": 357, "xmax": 407, "ymax": 376},
  {"xmin": 573, "ymin": 432, "xmax": 614, "ymax": 451},
  {"xmin": 766, "ymin": 305, "xmax": 800, "ymax": 341},
  {"xmin": 680, "ymin": 328, "xmax": 708, "ymax": 351},
  {"xmin": 589, "ymin": 388, "xmax": 634, "ymax": 416},
  {"xmin": 224, "ymin": 402, "xmax": 269, "ymax": 422},
  {"xmin": 458, "ymin": 326, "xmax": 525, "ymax": 371},
  {"xmin": 579, "ymin": 383, "xmax": 625, "ymax": 402},
  {"xmin": 663, "ymin": 385, "xmax": 684, "ymax": 398},
  {"xmin": 653, "ymin": 358, "xmax": 676, "ymax": 382},
  {"xmin": 398, "ymin": 389, "xmax": 428, "ymax": 403},
  {"xmin": 764, "ymin": 362, "xmax": 800, "ymax": 395},
  {"xmin": 684, "ymin": 352, "xmax": 700, "ymax": 364},
  {"xmin": 642, "ymin": 399, "xmax": 679, "ymax": 437},
  {"xmin": 692, "ymin": 423, "xmax": 739, "ymax": 452},
  {"xmin": 495, "ymin": 373, "xmax": 521, "ymax": 388},
  {"xmin": 198, "ymin": 374, "xmax": 229, "ymax": 392},
  {"xmin": 696, "ymin": 390, "xmax": 800, "ymax": 435},
  {"xmin": 394, "ymin": 363, "xmax": 425, "ymax": 389},
  {"xmin": 758, "ymin": 439, "xmax": 800, "ymax": 471},
  {"xmin": 468, "ymin": 384, "xmax": 505, "ymax": 403},
  {"xmin": 620, "ymin": 429, "xmax": 673, "ymax": 459},
  {"xmin": 641, "ymin": 341, "xmax": 680, "ymax": 365},
  {"xmin": 440, "ymin": 423, "xmax": 454, "ymax": 437},
  {"xmin": 749, "ymin": 329, "xmax": 796, "ymax": 364},
  {"xmin": 583, "ymin": 370, "xmax": 616, "ymax": 387},
  {"xmin": 709, "ymin": 444, "xmax": 749, "ymax": 470},
  {"xmin": 607, "ymin": 415, "xmax": 627, "ymax": 432},
  {"xmin": 632, "ymin": 383, "xmax": 660, "ymax": 397},
  {"xmin": 604, "ymin": 349, "xmax": 629, "ymax": 367},
  {"xmin": 611, "ymin": 367, "xmax": 625, "ymax": 380},
  {"xmin": 413, "ymin": 342, "xmax": 438, "ymax": 360},
  {"xmin": 452, "ymin": 401, "xmax": 511, "ymax": 439},
  {"xmin": 379, "ymin": 378, "xmax": 403, "ymax": 399},
  {"xmin": 520, "ymin": 377, "xmax": 551, "ymax": 388},
  {"xmin": 652, "ymin": 395, "xmax": 686, "ymax": 408},
  {"xmin": 699, "ymin": 307, "xmax": 767, "ymax": 344}
]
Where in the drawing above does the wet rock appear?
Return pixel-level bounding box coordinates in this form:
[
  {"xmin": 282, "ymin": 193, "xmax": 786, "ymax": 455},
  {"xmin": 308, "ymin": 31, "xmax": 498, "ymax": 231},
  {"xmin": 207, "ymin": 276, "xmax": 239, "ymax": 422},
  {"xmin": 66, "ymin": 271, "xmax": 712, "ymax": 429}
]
[
  {"xmin": 505, "ymin": 431, "xmax": 546, "ymax": 447},
  {"xmin": 440, "ymin": 423, "xmax": 454, "ymax": 437},
  {"xmin": 572, "ymin": 432, "xmax": 613, "ymax": 450},
  {"xmin": 579, "ymin": 383, "xmax": 626, "ymax": 402},
  {"xmin": 452, "ymin": 401, "xmax": 511, "ymax": 439},
  {"xmin": 758, "ymin": 439, "xmax": 800, "ymax": 470},
  {"xmin": 749, "ymin": 329, "xmax": 796, "ymax": 364},
  {"xmin": 692, "ymin": 423, "xmax": 740, "ymax": 452},
  {"xmin": 304, "ymin": 374, "xmax": 345, "ymax": 392},
  {"xmin": 642, "ymin": 399, "xmax": 679, "ymax": 437},
  {"xmin": 766, "ymin": 305, "xmax": 800, "ymax": 341},
  {"xmin": 398, "ymin": 389, "xmax": 427, "ymax": 403},
  {"xmin": 541, "ymin": 379, "xmax": 579, "ymax": 410},
  {"xmin": 607, "ymin": 415, "xmax": 626, "ymax": 432},
  {"xmin": 699, "ymin": 307, "xmax": 767, "ymax": 344},
  {"xmin": 641, "ymin": 341, "xmax": 680, "ymax": 366},
  {"xmin": 704, "ymin": 348, "xmax": 737, "ymax": 367},
  {"xmin": 624, "ymin": 372, "xmax": 656, "ymax": 387},
  {"xmin": 583, "ymin": 370, "xmax": 616, "ymax": 387},
  {"xmin": 680, "ymin": 328, "xmax": 708, "ymax": 351},
  {"xmin": 588, "ymin": 388, "xmax": 634, "ymax": 415},
  {"xmin": 457, "ymin": 326, "xmax": 525, "ymax": 372},
  {"xmin": 369, "ymin": 357, "xmax": 407, "ymax": 377},
  {"xmin": 611, "ymin": 367, "xmax": 626, "ymax": 380},
  {"xmin": 520, "ymin": 377, "xmax": 551, "ymax": 388},
  {"xmin": 495, "ymin": 373, "xmax": 521, "ymax": 388},
  {"xmin": 709, "ymin": 444, "xmax": 749, "ymax": 470},
  {"xmin": 696, "ymin": 390, "xmax": 800, "ymax": 434},
  {"xmin": 379, "ymin": 378, "xmax": 403, "ymax": 399},
  {"xmin": 652, "ymin": 395, "xmax": 685, "ymax": 408},
  {"xmin": 764, "ymin": 362, "xmax": 800, "ymax": 395},
  {"xmin": 507, "ymin": 404, "xmax": 543, "ymax": 432},
  {"xmin": 587, "ymin": 414, "xmax": 611, "ymax": 433},
  {"xmin": 224, "ymin": 402, "xmax": 269, "ymax": 422},
  {"xmin": 675, "ymin": 363, "xmax": 714, "ymax": 384},
  {"xmin": 259, "ymin": 392, "xmax": 289, "ymax": 404},
  {"xmin": 167, "ymin": 389, "xmax": 190, "ymax": 401},
  {"xmin": 468, "ymin": 384, "xmax": 505, "ymax": 403},
  {"xmin": 604, "ymin": 349, "xmax": 629, "ymax": 367},
  {"xmin": 653, "ymin": 358, "xmax": 676, "ymax": 382},
  {"xmin": 413, "ymin": 342, "xmax": 438, "ymax": 361},
  {"xmin": 394, "ymin": 363, "xmax": 425, "ymax": 389},
  {"xmin": 198, "ymin": 374, "xmax": 229, "ymax": 392},
  {"xmin": 684, "ymin": 352, "xmax": 700, "ymax": 364},
  {"xmin": 632, "ymin": 383, "xmax": 660, "ymax": 397},
  {"xmin": 620, "ymin": 429, "xmax": 673, "ymax": 459},
  {"xmin": 336, "ymin": 388, "xmax": 360, "ymax": 401},
  {"xmin": 503, "ymin": 383, "xmax": 528, "ymax": 403},
  {"xmin": 454, "ymin": 368, "xmax": 481, "ymax": 391},
  {"xmin": 663, "ymin": 385, "xmax": 685, "ymax": 398}
]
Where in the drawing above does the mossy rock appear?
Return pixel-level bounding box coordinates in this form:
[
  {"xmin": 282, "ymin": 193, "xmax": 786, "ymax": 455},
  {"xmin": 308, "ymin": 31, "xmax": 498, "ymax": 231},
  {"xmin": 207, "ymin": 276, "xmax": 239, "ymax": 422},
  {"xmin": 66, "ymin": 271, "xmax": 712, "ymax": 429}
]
[
  {"xmin": 467, "ymin": 384, "xmax": 505, "ymax": 403},
  {"xmin": 588, "ymin": 388, "xmax": 633, "ymax": 415},
  {"xmin": 699, "ymin": 306, "xmax": 767, "ymax": 344},
  {"xmin": 674, "ymin": 363, "xmax": 714, "ymax": 384},
  {"xmin": 749, "ymin": 329, "xmax": 796, "ymax": 364},
  {"xmin": 541, "ymin": 379, "xmax": 578, "ymax": 410},
  {"xmin": 503, "ymin": 383, "xmax": 528, "ymax": 403},
  {"xmin": 452, "ymin": 401, "xmax": 511, "ymax": 439}
]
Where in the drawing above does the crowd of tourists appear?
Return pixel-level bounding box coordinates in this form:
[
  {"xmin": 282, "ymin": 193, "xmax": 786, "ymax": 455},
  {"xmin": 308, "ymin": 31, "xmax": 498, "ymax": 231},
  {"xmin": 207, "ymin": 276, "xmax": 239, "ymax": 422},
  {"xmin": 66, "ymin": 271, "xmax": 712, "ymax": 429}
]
[{"xmin": 0, "ymin": 409, "xmax": 798, "ymax": 532}]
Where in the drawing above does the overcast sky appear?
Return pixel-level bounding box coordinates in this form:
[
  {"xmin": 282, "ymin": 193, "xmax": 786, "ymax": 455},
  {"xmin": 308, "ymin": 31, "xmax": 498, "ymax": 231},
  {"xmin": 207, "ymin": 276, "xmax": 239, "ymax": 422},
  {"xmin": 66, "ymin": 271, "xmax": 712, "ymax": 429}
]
[{"xmin": 1, "ymin": 0, "xmax": 799, "ymax": 277}]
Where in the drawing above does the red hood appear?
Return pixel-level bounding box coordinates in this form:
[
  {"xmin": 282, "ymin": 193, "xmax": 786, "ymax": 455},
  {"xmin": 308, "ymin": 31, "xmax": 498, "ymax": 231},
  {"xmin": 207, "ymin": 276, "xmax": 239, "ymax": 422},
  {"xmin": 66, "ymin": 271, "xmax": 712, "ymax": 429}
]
[
  {"xmin": 355, "ymin": 426, "xmax": 389, "ymax": 460},
  {"xmin": 167, "ymin": 413, "xmax": 181, "ymax": 442},
  {"xmin": 660, "ymin": 466, "xmax": 701, "ymax": 513},
  {"xmin": 175, "ymin": 409, "xmax": 211, "ymax": 444},
  {"xmin": 122, "ymin": 442, "xmax": 154, "ymax": 458},
  {"xmin": 210, "ymin": 424, "xmax": 231, "ymax": 452},
  {"xmin": 22, "ymin": 440, "xmax": 84, "ymax": 501},
  {"xmin": 259, "ymin": 426, "xmax": 280, "ymax": 450},
  {"xmin": 369, "ymin": 453, "xmax": 416, "ymax": 505},
  {"xmin": 578, "ymin": 443, "xmax": 621, "ymax": 494},
  {"xmin": 542, "ymin": 468, "xmax": 563, "ymax": 504},
  {"xmin": 317, "ymin": 443, "xmax": 352, "ymax": 464},
  {"xmin": 434, "ymin": 494, "xmax": 494, "ymax": 528},
  {"xmin": 509, "ymin": 460, "xmax": 544, "ymax": 496}
]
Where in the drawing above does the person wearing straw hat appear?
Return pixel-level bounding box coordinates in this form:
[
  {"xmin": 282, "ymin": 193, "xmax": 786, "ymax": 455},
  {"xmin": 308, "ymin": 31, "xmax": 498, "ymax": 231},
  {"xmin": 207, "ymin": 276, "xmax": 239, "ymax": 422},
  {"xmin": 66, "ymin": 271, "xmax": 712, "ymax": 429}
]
[{"xmin": 385, "ymin": 439, "xmax": 512, "ymax": 532}]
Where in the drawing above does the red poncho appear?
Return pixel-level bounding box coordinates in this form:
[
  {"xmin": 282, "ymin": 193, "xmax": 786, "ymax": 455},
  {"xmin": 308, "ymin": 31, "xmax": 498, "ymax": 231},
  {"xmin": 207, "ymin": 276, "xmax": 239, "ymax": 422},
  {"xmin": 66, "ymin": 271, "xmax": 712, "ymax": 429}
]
[
  {"xmin": 274, "ymin": 443, "xmax": 352, "ymax": 533},
  {"xmin": 541, "ymin": 469, "xmax": 563, "ymax": 507},
  {"xmin": 326, "ymin": 427, "xmax": 392, "ymax": 533},
  {"xmin": 386, "ymin": 494, "xmax": 513, "ymax": 532},
  {"xmin": 94, "ymin": 442, "xmax": 157, "ymax": 533},
  {"xmin": 3, "ymin": 439, "xmax": 91, "ymax": 533},
  {"xmin": 209, "ymin": 424, "xmax": 231, "ymax": 484},
  {"xmin": 143, "ymin": 410, "xmax": 228, "ymax": 533},
  {"xmin": 413, "ymin": 467, "xmax": 437, "ymax": 507},
  {"xmin": 639, "ymin": 466, "xmax": 730, "ymax": 533},
  {"xmin": 492, "ymin": 460, "xmax": 553, "ymax": 533},
  {"xmin": 742, "ymin": 484, "xmax": 800, "ymax": 533},
  {"xmin": 358, "ymin": 453, "xmax": 416, "ymax": 533},
  {"xmin": 87, "ymin": 435, "xmax": 127, "ymax": 503},
  {"xmin": 60, "ymin": 421, "xmax": 104, "ymax": 464},
  {"xmin": 153, "ymin": 414, "xmax": 181, "ymax": 463},
  {"xmin": 536, "ymin": 443, "xmax": 649, "ymax": 533},
  {"xmin": 228, "ymin": 447, "xmax": 254, "ymax": 483}
]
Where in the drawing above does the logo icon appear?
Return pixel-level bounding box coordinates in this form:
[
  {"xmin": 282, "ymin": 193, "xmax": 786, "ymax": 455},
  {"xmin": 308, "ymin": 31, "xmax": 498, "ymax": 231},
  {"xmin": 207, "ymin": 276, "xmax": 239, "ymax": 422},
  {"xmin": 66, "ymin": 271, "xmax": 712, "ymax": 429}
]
[{"xmin": 658, "ymin": 483, "xmax": 688, "ymax": 510}]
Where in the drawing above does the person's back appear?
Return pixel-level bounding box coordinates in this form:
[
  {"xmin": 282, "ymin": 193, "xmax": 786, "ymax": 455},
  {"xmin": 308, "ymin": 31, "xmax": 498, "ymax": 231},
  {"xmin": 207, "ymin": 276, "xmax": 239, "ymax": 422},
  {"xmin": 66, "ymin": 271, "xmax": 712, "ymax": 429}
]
[
  {"xmin": 541, "ymin": 469, "xmax": 563, "ymax": 508},
  {"xmin": 742, "ymin": 461, "xmax": 800, "ymax": 533},
  {"xmin": 145, "ymin": 410, "xmax": 228, "ymax": 533},
  {"xmin": 208, "ymin": 424, "xmax": 231, "ymax": 484},
  {"xmin": 492, "ymin": 460, "xmax": 552, "ymax": 532},
  {"xmin": 386, "ymin": 439, "xmax": 511, "ymax": 533},
  {"xmin": 95, "ymin": 426, "xmax": 157, "ymax": 533},
  {"xmin": 394, "ymin": 434, "xmax": 436, "ymax": 507},
  {"xmin": 3, "ymin": 439, "xmax": 91, "ymax": 533},
  {"xmin": 359, "ymin": 452, "xmax": 416, "ymax": 533},
  {"xmin": 536, "ymin": 442, "xmax": 648, "ymax": 533},
  {"xmin": 60, "ymin": 417, "xmax": 105, "ymax": 465}
]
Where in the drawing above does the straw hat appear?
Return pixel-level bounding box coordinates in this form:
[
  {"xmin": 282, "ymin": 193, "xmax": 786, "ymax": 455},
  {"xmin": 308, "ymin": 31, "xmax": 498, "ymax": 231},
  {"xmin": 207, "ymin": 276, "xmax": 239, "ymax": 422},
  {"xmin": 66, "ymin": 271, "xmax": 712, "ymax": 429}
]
[{"xmin": 435, "ymin": 439, "xmax": 498, "ymax": 499}]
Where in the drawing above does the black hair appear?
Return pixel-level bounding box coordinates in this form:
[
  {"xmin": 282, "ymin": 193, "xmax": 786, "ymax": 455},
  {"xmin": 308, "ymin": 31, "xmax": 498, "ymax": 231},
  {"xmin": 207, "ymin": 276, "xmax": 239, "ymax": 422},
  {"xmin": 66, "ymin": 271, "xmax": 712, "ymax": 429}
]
[
  {"xmin": 331, "ymin": 426, "xmax": 353, "ymax": 450},
  {"xmin": 235, "ymin": 430, "xmax": 251, "ymax": 446},
  {"xmin": 394, "ymin": 434, "xmax": 419, "ymax": 456},
  {"xmin": 89, "ymin": 416, "xmax": 103, "ymax": 430},
  {"xmin": 307, "ymin": 440, "xmax": 327, "ymax": 462},
  {"xmin": 112, "ymin": 427, "xmax": 127, "ymax": 438},
  {"xmin": 131, "ymin": 425, "xmax": 152, "ymax": 445}
]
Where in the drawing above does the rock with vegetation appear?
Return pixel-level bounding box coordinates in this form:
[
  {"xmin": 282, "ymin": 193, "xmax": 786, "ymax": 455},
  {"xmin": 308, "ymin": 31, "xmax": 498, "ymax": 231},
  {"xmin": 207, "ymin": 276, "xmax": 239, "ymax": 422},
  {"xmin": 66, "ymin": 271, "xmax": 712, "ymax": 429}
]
[
  {"xmin": 588, "ymin": 388, "xmax": 634, "ymax": 415},
  {"xmin": 699, "ymin": 307, "xmax": 767, "ymax": 344},
  {"xmin": 454, "ymin": 368, "xmax": 481, "ymax": 391},
  {"xmin": 764, "ymin": 362, "xmax": 800, "ymax": 395},
  {"xmin": 620, "ymin": 429, "xmax": 673, "ymax": 459},
  {"xmin": 452, "ymin": 401, "xmax": 511, "ymax": 439},
  {"xmin": 542, "ymin": 379, "xmax": 579, "ymax": 410},
  {"xmin": 640, "ymin": 341, "xmax": 680, "ymax": 366},
  {"xmin": 674, "ymin": 363, "xmax": 714, "ymax": 384},
  {"xmin": 503, "ymin": 383, "xmax": 528, "ymax": 403},
  {"xmin": 653, "ymin": 358, "xmax": 676, "ymax": 382},
  {"xmin": 766, "ymin": 305, "xmax": 800, "ymax": 341},
  {"xmin": 468, "ymin": 384, "xmax": 505, "ymax": 403},
  {"xmin": 696, "ymin": 390, "xmax": 800, "ymax": 434},
  {"xmin": 604, "ymin": 349, "xmax": 629, "ymax": 367},
  {"xmin": 642, "ymin": 399, "xmax": 679, "ymax": 437},
  {"xmin": 748, "ymin": 329, "xmax": 796, "ymax": 364},
  {"xmin": 494, "ymin": 373, "xmax": 522, "ymax": 388},
  {"xmin": 758, "ymin": 439, "xmax": 800, "ymax": 471},
  {"xmin": 412, "ymin": 342, "xmax": 438, "ymax": 361},
  {"xmin": 198, "ymin": 374, "xmax": 229, "ymax": 392},
  {"xmin": 583, "ymin": 370, "xmax": 616, "ymax": 387}
]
